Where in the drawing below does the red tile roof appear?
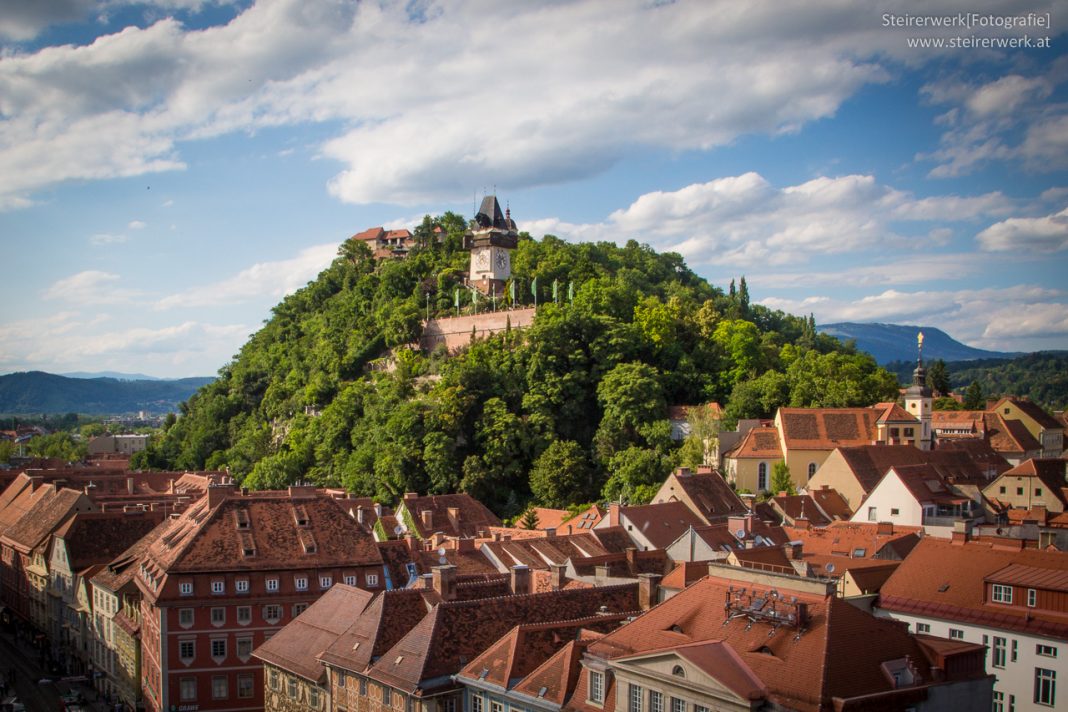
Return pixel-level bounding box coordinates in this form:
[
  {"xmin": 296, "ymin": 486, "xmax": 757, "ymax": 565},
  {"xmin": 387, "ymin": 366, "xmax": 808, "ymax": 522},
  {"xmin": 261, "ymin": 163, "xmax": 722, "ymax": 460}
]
[
  {"xmin": 872, "ymin": 403, "xmax": 918, "ymax": 424},
  {"xmin": 667, "ymin": 469, "xmax": 748, "ymax": 521},
  {"xmin": 254, "ymin": 584, "xmax": 375, "ymax": 682},
  {"xmin": 996, "ymin": 458, "xmax": 1068, "ymax": 508},
  {"xmin": 617, "ymin": 501, "xmax": 705, "ymax": 549},
  {"xmin": 400, "ymin": 492, "xmax": 502, "ymax": 539},
  {"xmin": 833, "ymin": 445, "xmax": 989, "ymax": 495},
  {"xmin": 56, "ymin": 510, "xmax": 164, "ymax": 572},
  {"xmin": 992, "ymin": 397, "xmax": 1063, "ymax": 430},
  {"xmin": 777, "ymin": 408, "xmax": 877, "ymax": 450},
  {"xmin": 984, "ymin": 413, "xmax": 1042, "ymax": 455},
  {"xmin": 771, "ymin": 495, "xmax": 831, "ymax": 527},
  {"xmin": 881, "ymin": 464, "xmax": 971, "ymax": 507},
  {"xmin": 879, "ymin": 537, "xmax": 1068, "ymax": 638},
  {"xmin": 810, "ymin": 487, "xmax": 854, "ymax": 520},
  {"xmin": 1, "ymin": 486, "xmax": 94, "ymax": 553},
  {"xmin": 726, "ymin": 426, "xmax": 782, "ymax": 459},
  {"xmin": 782, "ymin": 521, "xmax": 922, "ymax": 560},
  {"xmin": 481, "ymin": 533, "xmax": 610, "ymax": 571},
  {"xmin": 618, "ymin": 640, "xmax": 767, "ymax": 701},
  {"xmin": 318, "ymin": 588, "xmax": 431, "ymax": 673},
  {"xmin": 367, "ymin": 584, "xmax": 640, "ymax": 693}
]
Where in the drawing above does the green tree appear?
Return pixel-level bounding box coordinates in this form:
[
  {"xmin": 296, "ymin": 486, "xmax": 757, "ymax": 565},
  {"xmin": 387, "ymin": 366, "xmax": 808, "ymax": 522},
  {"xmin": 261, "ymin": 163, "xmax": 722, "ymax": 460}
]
[
  {"xmin": 519, "ymin": 508, "xmax": 539, "ymax": 530},
  {"xmin": 770, "ymin": 461, "xmax": 795, "ymax": 496},
  {"xmin": 530, "ymin": 439, "xmax": 591, "ymax": 507},
  {"xmin": 926, "ymin": 359, "xmax": 951, "ymax": 396},
  {"xmin": 712, "ymin": 319, "xmax": 763, "ymax": 391},
  {"xmin": 602, "ymin": 446, "xmax": 671, "ymax": 504},
  {"xmin": 963, "ymin": 381, "xmax": 985, "ymax": 410}
]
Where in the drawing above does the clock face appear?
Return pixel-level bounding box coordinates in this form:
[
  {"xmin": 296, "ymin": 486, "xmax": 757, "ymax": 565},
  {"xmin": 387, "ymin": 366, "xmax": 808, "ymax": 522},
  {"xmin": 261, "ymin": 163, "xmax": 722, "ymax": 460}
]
[
  {"xmin": 495, "ymin": 249, "xmax": 509, "ymax": 271},
  {"xmin": 475, "ymin": 249, "xmax": 489, "ymax": 271}
]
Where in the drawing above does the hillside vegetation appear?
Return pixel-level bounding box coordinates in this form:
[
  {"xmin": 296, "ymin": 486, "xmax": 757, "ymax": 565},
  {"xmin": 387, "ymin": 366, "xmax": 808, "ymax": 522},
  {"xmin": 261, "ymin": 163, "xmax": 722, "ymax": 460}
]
[
  {"xmin": 0, "ymin": 372, "xmax": 213, "ymax": 415},
  {"xmin": 888, "ymin": 352, "xmax": 1068, "ymax": 410},
  {"xmin": 135, "ymin": 215, "xmax": 898, "ymax": 513}
]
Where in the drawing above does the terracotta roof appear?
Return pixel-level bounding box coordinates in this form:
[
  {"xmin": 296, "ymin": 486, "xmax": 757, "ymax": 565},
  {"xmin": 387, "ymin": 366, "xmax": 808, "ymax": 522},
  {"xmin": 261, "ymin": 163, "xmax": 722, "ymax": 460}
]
[
  {"xmin": 986, "ymin": 562, "xmax": 1068, "ymax": 591},
  {"xmin": 996, "ymin": 458, "xmax": 1068, "ymax": 507},
  {"xmin": 366, "ymin": 583, "xmax": 640, "ymax": 693},
  {"xmin": 568, "ymin": 549, "xmax": 669, "ymax": 578},
  {"xmin": 880, "ymin": 465, "xmax": 971, "ymax": 507},
  {"xmin": 935, "ymin": 439, "xmax": 1011, "ymax": 477},
  {"xmin": 1, "ymin": 486, "xmax": 93, "ymax": 552},
  {"xmin": 318, "ymin": 588, "xmax": 431, "ymax": 673},
  {"xmin": 872, "ymin": 403, "xmax": 918, "ymax": 424},
  {"xmin": 777, "ymin": 408, "xmax": 877, "ymax": 450},
  {"xmin": 618, "ymin": 640, "xmax": 767, "ymax": 701},
  {"xmin": 254, "ymin": 584, "xmax": 375, "ymax": 682},
  {"xmin": 984, "ymin": 413, "xmax": 1041, "ymax": 455},
  {"xmin": 482, "ymin": 533, "xmax": 610, "ymax": 571},
  {"xmin": 92, "ymin": 520, "xmax": 168, "ymax": 593},
  {"xmin": 783, "ymin": 521, "xmax": 922, "ymax": 560},
  {"xmin": 771, "ymin": 495, "xmax": 831, "ymax": 527},
  {"xmin": 590, "ymin": 525, "xmax": 633, "ymax": 552},
  {"xmin": 143, "ymin": 488, "xmax": 382, "ymax": 574},
  {"xmin": 456, "ymin": 615, "xmax": 629, "ymax": 691},
  {"xmin": 669, "ymin": 469, "xmax": 748, "ymax": 521},
  {"xmin": 992, "ymin": 397, "xmax": 1063, "ymax": 430},
  {"xmin": 351, "ymin": 226, "xmax": 385, "ymax": 242},
  {"xmin": 56, "ymin": 510, "xmax": 164, "ymax": 572},
  {"xmin": 377, "ymin": 539, "xmax": 419, "ymax": 589},
  {"xmin": 511, "ymin": 637, "xmax": 590, "ymax": 706},
  {"xmin": 726, "ymin": 427, "xmax": 782, "ymax": 459},
  {"xmin": 618, "ymin": 501, "xmax": 704, "ymax": 549},
  {"xmin": 529, "ymin": 508, "xmax": 572, "ymax": 531},
  {"xmin": 660, "ymin": 561, "xmax": 708, "ymax": 591},
  {"xmin": 879, "ymin": 537, "xmax": 1068, "ymax": 639},
  {"xmin": 833, "ymin": 445, "xmax": 989, "ymax": 495},
  {"xmin": 729, "ymin": 545, "xmax": 794, "ymax": 572},
  {"xmin": 810, "ymin": 487, "xmax": 854, "ymax": 520},
  {"xmin": 400, "ymin": 493, "xmax": 502, "ymax": 539},
  {"xmin": 843, "ymin": 562, "xmax": 900, "ymax": 594},
  {"xmin": 577, "ymin": 573, "xmax": 960, "ymax": 712}
]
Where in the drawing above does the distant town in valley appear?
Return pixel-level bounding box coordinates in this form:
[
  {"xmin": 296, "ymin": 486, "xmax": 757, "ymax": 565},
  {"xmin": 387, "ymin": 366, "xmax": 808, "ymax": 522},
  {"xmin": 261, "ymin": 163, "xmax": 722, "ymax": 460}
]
[{"xmin": 1, "ymin": 200, "xmax": 1067, "ymax": 712}]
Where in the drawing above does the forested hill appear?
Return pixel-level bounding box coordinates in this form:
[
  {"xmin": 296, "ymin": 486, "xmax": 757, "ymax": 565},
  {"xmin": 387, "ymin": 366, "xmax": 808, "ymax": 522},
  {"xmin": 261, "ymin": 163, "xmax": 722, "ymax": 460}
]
[
  {"xmin": 0, "ymin": 371, "xmax": 213, "ymax": 414},
  {"xmin": 135, "ymin": 214, "xmax": 899, "ymax": 514}
]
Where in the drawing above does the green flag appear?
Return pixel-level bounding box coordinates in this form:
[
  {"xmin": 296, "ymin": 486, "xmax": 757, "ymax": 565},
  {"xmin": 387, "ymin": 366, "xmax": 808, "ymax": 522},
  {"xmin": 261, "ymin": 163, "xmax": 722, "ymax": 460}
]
[
  {"xmin": 552, "ymin": 279, "xmax": 559, "ymax": 302},
  {"xmin": 454, "ymin": 288, "xmax": 460, "ymax": 309},
  {"xmin": 509, "ymin": 279, "xmax": 516, "ymax": 304},
  {"xmin": 568, "ymin": 281, "xmax": 574, "ymax": 302},
  {"xmin": 531, "ymin": 276, "xmax": 538, "ymax": 307}
]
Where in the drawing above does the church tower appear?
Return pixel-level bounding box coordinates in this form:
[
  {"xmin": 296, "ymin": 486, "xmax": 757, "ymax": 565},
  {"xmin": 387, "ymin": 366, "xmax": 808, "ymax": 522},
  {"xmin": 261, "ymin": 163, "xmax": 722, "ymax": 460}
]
[
  {"xmin": 465, "ymin": 196, "xmax": 518, "ymax": 296},
  {"xmin": 903, "ymin": 331, "xmax": 933, "ymax": 450}
]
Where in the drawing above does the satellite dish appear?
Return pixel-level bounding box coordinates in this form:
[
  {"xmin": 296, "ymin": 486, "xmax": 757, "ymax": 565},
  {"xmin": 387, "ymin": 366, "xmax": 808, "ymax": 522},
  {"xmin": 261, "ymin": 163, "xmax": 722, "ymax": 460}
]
[
  {"xmin": 437, "ymin": 547, "xmax": 446, "ymax": 556},
  {"xmin": 825, "ymin": 563, "xmax": 836, "ymax": 574},
  {"xmin": 736, "ymin": 529, "xmax": 747, "ymax": 539},
  {"xmin": 393, "ymin": 525, "xmax": 405, "ymax": 536}
]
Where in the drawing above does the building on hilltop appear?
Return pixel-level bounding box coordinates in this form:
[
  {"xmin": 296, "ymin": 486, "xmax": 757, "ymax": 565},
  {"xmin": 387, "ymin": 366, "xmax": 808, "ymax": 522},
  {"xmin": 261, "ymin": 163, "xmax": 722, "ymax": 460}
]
[{"xmin": 464, "ymin": 195, "xmax": 518, "ymax": 296}]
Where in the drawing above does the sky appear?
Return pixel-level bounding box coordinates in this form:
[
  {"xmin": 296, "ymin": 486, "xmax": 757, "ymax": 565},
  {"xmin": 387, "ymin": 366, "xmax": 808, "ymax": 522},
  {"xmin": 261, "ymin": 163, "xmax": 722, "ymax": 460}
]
[{"xmin": 1, "ymin": 0, "xmax": 1067, "ymax": 379}]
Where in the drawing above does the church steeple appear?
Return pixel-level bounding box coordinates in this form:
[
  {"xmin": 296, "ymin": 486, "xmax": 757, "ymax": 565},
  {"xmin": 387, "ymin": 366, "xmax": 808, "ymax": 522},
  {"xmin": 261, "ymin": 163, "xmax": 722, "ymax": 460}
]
[{"xmin": 904, "ymin": 330, "xmax": 933, "ymax": 450}]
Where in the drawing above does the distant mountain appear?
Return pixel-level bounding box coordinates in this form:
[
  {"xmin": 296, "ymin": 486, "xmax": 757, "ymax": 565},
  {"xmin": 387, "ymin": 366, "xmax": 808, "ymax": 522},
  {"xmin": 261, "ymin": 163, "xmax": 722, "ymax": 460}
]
[
  {"xmin": 61, "ymin": 371, "xmax": 163, "ymax": 381},
  {"xmin": 818, "ymin": 322, "xmax": 1019, "ymax": 365},
  {"xmin": 0, "ymin": 371, "xmax": 214, "ymax": 415}
]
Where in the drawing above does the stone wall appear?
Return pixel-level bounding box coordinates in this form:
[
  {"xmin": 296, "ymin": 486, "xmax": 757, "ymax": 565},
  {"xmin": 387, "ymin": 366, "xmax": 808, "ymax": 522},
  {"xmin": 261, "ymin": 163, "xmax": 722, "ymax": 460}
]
[{"xmin": 418, "ymin": 308, "xmax": 536, "ymax": 352}]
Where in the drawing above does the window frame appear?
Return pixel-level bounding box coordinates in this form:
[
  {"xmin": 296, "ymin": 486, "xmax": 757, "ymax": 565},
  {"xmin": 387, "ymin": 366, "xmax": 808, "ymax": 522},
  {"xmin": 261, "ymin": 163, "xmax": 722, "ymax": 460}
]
[
  {"xmin": 211, "ymin": 675, "xmax": 228, "ymax": 700},
  {"xmin": 588, "ymin": 670, "xmax": 604, "ymax": 703},
  {"xmin": 1035, "ymin": 667, "xmax": 1056, "ymax": 706},
  {"xmin": 992, "ymin": 584, "xmax": 1013, "ymax": 604}
]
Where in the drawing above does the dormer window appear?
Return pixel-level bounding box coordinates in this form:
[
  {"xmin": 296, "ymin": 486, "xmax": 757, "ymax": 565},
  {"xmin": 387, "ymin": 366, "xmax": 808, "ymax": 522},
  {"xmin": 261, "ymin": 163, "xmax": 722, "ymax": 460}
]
[
  {"xmin": 293, "ymin": 505, "xmax": 310, "ymax": 527},
  {"xmin": 234, "ymin": 509, "xmax": 250, "ymax": 530},
  {"xmin": 295, "ymin": 576, "xmax": 308, "ymax": 591},
  {"xmin": 992, "ymin": 584, "xmax": 1013, "ymax": 604},
  {"xmin": 179, "ymin": 581, "xmax": 194, "ymax": 596}
]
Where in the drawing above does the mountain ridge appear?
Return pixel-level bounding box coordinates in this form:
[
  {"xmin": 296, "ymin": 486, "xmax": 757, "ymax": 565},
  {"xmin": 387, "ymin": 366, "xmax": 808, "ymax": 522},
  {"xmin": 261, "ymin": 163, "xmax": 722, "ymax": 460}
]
[
  {"xmin": 818, "ymin": 322, "xmax": 1019, "ymax": 365},
  {"xmin": 0, "ymin": 371, "xmax": 214, "ymax": 414}
]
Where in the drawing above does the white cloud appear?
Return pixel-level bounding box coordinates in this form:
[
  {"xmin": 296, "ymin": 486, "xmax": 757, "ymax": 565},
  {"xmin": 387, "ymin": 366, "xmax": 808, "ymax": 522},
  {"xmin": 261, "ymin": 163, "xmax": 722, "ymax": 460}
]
[
  {"xmin": 760, "ymin": 285, "xmax": 1068, "ymax": 351},
  {"xmin": 10, "ymin": 0, "xmax": 1053, "ymax": 209},
  {"xmin": 41, "ymin": 270, "xmax": 143, "ymax": 304},
  {"xmin": 526, "ymin": 173, "xmax": 1011, "ymax": 267},
  {"xmin": 976, "ymin": 207, "xmax": 1068, "ymax": 253},
  {"xmin": 127, "ymin": 219, "xmax": 146, "ymax": 229},
  {"xmin": 89, "ymin": 232, "xmax": 128, "ymax": 246},
  {"xmin": 156, "ymin": 241, "xmax": 338, "ymax": 309}
]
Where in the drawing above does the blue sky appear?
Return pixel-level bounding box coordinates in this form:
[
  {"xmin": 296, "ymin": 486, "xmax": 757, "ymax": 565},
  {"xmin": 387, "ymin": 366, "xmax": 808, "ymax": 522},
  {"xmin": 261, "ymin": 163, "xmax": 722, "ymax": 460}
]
[{"xmin": 1, "ymin": 0, "xmax": 1066, "ymax": 378}]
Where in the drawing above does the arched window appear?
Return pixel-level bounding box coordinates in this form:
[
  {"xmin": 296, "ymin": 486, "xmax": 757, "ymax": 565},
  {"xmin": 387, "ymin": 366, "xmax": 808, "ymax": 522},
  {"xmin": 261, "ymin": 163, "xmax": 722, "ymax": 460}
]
[
  {"xmin": 757, "ymin": 462, "xmax": 768, "ymax": 491},
  {"xmin": 671, "ymin": 665, "xmax": 685, "ymax": 678},
  {"xmin": 808, "ymin": 462, "xmax": 817, "ymax": 479}
]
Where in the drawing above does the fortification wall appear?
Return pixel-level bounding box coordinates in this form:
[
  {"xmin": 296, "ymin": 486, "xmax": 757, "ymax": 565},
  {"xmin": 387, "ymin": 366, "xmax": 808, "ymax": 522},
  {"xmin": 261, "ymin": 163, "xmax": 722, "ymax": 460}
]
[{"xmin": 419, "ymin": 307, "xmax": 536, "ymax": 352}]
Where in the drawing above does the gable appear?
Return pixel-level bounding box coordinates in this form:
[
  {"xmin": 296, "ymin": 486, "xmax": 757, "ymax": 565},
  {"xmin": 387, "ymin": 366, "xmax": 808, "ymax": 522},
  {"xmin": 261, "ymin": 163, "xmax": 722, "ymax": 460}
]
[{"xmin": 612, "ymin": 645, "xmax": 765, "ymax": 704}]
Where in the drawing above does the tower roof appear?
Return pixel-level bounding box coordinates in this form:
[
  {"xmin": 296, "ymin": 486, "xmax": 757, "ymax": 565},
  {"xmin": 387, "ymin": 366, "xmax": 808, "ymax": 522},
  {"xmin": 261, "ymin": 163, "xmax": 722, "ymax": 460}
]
[{"xmin": 474, "ymin": 195, "xmax": 517, "ymax": 231}]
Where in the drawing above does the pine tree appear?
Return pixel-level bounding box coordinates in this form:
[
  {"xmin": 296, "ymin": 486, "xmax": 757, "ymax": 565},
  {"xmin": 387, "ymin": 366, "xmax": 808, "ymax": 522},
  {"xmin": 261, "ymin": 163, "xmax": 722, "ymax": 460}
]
[{"xmin": 519, "ymin": 508, "xmax": 539, "ymax": 530}]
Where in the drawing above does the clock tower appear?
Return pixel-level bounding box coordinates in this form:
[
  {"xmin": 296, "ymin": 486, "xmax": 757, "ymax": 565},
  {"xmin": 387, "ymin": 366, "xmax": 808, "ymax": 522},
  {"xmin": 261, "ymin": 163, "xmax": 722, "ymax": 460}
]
[
  {"xmin": 466, "ymin": 195, "xmax": 518, "ymax": 296},
  {"xmin": 903, "ymin": 331, "xmax": 934, "ymax": 451}
]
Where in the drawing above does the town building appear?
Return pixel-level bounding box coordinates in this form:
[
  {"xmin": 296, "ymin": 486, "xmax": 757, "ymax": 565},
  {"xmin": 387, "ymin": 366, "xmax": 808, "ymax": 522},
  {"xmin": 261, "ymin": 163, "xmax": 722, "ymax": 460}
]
[
  {"xmin": 464, "ymin": 195, "xmax": 518, "ymax": 296},
  {"xmin": 136, "ymin": 483, "xmax": 386, "ymax": 712},
  {"xmin": 87, "ymin": 434, "xmax": 150, "ymax": 457},
  {"xmin": 850, "ymin": 463, "xmax": 985, "ymax": 535},
  {"xmin": 983, "ymin": 458, "xmax": 1068, "ymax": 516},
  {"xmin": 648, "ymin": 467, "xmax": 748, "ymax": 524},
  {"xmin": 595, "ymin": 502, "xmax": 704, "ymax": 552},
  {"xmin": 394, "ymin": 492, "xmax": 502, "ymax": 541},
  {"xmin": 877, "ymin": 535, "xmax": 1068, "ymax": 711}
]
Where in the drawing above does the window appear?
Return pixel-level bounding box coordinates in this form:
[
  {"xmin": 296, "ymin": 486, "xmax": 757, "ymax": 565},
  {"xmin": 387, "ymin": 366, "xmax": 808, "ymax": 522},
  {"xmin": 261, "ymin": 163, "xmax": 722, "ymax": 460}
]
[
  {"xmin": 235, "ymin": 578, "xmax": 249, "ymax": 594},
  {"xmin": 211, "ymin": 607, "xmax": 225, "ymax": 626},
  {"xmin": 993, "ymin": 584, "xmax": 1013, "ymax": 604},
  {"xmin": 383, "ymin": 686, "xmax": 393, "ymax": 707},
  {"xmin": 266, "ymin": 577, "xmax": 279, "ymax": 592},
  {"xmin": 1028, "ymin": 589, "xmax": 1037, "ymax": 608},
  {"xmin": 1012, "ymin": 639, "xmax": 1018, "ymax": 662},
  {"xmin": 1035, "ymin": 668, "xmax": 1056, "ymax": 706},
  {"xmin": 1038, "ymin": 644, "xmax": 1057, "ymax": 658},
  {"xmin": 628, "ymin": 685, "xmax": 643, "ymax": 712},
  {"xmin": 309, "ymin": 687, "xmax": 321, "ymax": 709},
  {"xmin": 360, "ymin": 677, "xmax": 367, "ymax": 695},
  {"xmin": 180, "ymin": 678, "xmax": 196, "ymax": 701},
  {"xmin": 807, "ymin": 462, "xmax": 817, "ymax": 478},
  {"xmin": 670, "ymin": 698, "xmax": 684, "ymax": 712},
  {"xmin": 293, "ymin": 575, "xmax": 307, "ymax": 591},
  {"xmin": 237, "ymin": 637, "xmax": 253, "ymax": 659},
  {"xmin": 695, "ymin": 707, "xmax": 709, "ymax": 712},
  {"xmin": 367, "ymin": 573, "xmax": 379, "ymax": 587},
  {"xmin": 949, "ymin": 628, "xmax": 965, "ymax": 640},
  {"xmin": 993, "ymin": 691, "xmax": 1005, "ymax": 712},
  {"xmin": 993, "ymin": 637, "xmax": 1007, "ymax": 668},
  {"xmin": 269, "ymin": 669, "xmax": 280, "ymax": 691},
  {"xmin": 178, "ymin": 608, "xmax": 194, "ymax": 627},
  {"xmin": 211, "ymin": 580, "xmax": 225, "ymax": 595},
  {"xmin": 238, "ymin": 674, "xmax": 254, "ymax": 699},
  {"xmin": 757, "ymin": 463, "xmax": 768, "ymax": 491},
  {"xmin": 1036, "ymin": 488, "xmax": 1043, "ymax": 497},
  {"xmin": 891, "ymin": 508, "xmax": 900, "ymax": 516},
  {"xmin": 441, "ymin": 698, "xmax": 456, "ymax": 712},
  {"xmin": 868, "ymin": 506, "xmax": 877, "ymax": 522},
  {"xmin": 321, "ymin": 575, "xmax": 332, "ymax": 589},
  {"xmin": 649, "ymin": 690, "xmax": 663, "ymax": 712},
  {"xmin": 589, "ymin": 670, "xmax": 604, "ymax": 703},
  {"xmin": 264, "ymin": 604, "xmax": 282, "ymax": 624},
  {"xmin": 344, "ymin": 575, "xmax": 357, "ymax": 586},
  {"xmin": 211, "ymin": 638, "xmax": 227, "ymax": 659},
  {"xmin": 1000, "ymin": 486, "xmax": 1006, "ymax": 494},
  {"xmin": 179, "ymin": 640, "xmax": 195, "ymax": 661},
  {"xmin": 1017, "ymin": 487, "xmax": 1024, "ymax": 496},
  {"xmin": 179, "ymin": 581, "xmax": 193, "ymax": 596},
  {"xmin": 212, "ymin": 676, "xmax": 228, "ymax": 700},
  {"xmin": 294, "ymin": 602, "xmax": 309, "ymax": 616},
  {"xmin": 490, "ymin": 702, "xmax": 502, "ymax": 712},
  {"xmin": 916, "ymin": 622, "xmax": 930, "ymax": 634},
  {"xmin": 287, "ymin": 677, "xmax": 298, "ymax": 700},
  {"xmin": 904, "ymin": 427, "xmax": 914, "ymax": 437},
  {"xmin": 237, "ymin": 606, "xmax": 251, "ymax": 624},
  {"xmin": 471, "ymin": 695, "xmax": 483, "ymax": 712}
]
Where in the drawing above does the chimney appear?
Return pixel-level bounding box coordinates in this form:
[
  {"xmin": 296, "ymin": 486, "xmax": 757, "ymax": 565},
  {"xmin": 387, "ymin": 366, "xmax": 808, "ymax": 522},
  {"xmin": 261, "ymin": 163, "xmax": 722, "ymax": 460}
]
[
  {"xmin": 168, "ymin": 478, "xmax": 176, "ymax": 494},
  {"xmin": 432, "ymin": 564, "xmax": 457, "ymax": 600},
  {"xmin": 404, "ymin": 535, "xmax": 418, "ymax": 554},
  {"xmin": 355, "ymin": 506, "xmax": 365, "ymax": 525},
  {"xmin": 447, "ymin": 506, "xmax": 460, "ymax": 529},
  {"xmin": 126, "ymin": 477, "xmax": 135, "ymax": 495},
  {"xmin": 510, "ymin": 565, "xmax": 531, "ymax": 595},
  {"xmin": 638, "ymin": 573, "xmax": 662, "ymax": 611},
  {"xmin": 728, "ymin": 514, "xmax": 751, "ymax": 536},
  {"xmin": 595, "ymin": 564, "xmax": 611, "ymax": 580},
  {"xmin": 404, "ymin": 492, "xmax": 418, "ymax": 500},
  {"xmin": 793, "ymin": 518, "xmax": 810, "ymax": 530},
  {"xmin": 457, "ymin": 537, "xmax": 475, "ymax": 553},
  {"xmin": 549, "ymin": 563, "xmax": 566, "ymax": 590},
  {"xmin": 608, "ymin": 503, "xmax": 621, "ymax": 527},
  {"xmin": 951, "ymin": 520, "xmax": 972, "ymax": 545},
  {"xmin": 696, "ymin": 465, "xmax": 713, "ymax": 474},
  {"xmin": 783, "ymin": 542, "xmax": 803, "ymax": 561},
  {"xmin": 421, "ymin": 573, "xmax": 434, "ymax": 590},
  {"xmin": 876, "ymin": 521, "xmax": 894, "ymax": 536},
  {"xmin": 373, "ymin": 502, "xmax": 383, "ymax": 517},
  {"xmin": 625, "ymin": 547, "xmax": 638, "ymax": 569},
  {"xmin": 421, "ymin": 509, "xmax": 434, "ymax": 530},
  {"xmin": 545, "ymin": 528, "xmax": 556, "ymax": 539},
  {"xmin": 206, "ymin": 482, "xmax": 236, "ymax": 509}
]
